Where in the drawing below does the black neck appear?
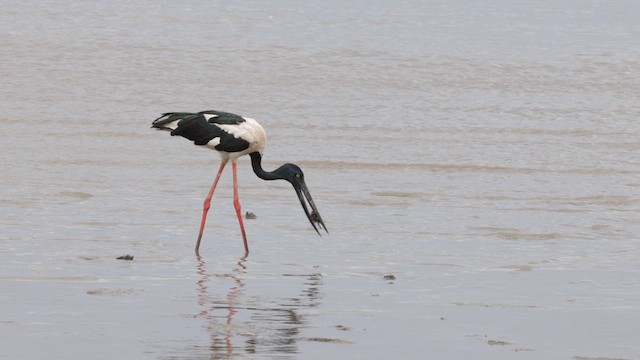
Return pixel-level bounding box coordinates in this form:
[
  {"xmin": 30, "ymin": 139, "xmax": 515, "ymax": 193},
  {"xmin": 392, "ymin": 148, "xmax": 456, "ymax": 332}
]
[{"xmin": 250, "ymin": 152, "xmax": 281, "ymax": 181}]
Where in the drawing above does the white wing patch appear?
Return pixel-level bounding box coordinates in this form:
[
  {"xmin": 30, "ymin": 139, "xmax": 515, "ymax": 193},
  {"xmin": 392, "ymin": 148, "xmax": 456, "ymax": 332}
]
[
  {"xmin": 162, "ymin": 119, "xmax": 181, "ymax": 130},
  {"xmin": 205, "ymin": 137, "xmax": 221, "ymax": 148},
  {"xmin": 203, "ymin": 113, "xmax": 218, "ymax": 121},
  {"xmin": 216, "ymin": 117, "xmax": 267, "ymax": 155}
]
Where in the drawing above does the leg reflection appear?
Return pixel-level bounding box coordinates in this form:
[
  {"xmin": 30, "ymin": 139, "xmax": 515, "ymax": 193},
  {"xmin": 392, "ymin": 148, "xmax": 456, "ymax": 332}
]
[
  {"xmin": 195, "ymin": 257, "xmax": 325, "ymax": 357},
  {"xmin": 196, "ymin": 256, "xmax": 247, "ymax": 358}
]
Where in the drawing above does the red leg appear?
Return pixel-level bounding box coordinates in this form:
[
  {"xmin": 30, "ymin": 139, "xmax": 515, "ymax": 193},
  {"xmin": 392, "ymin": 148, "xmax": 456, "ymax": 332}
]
[
  {"xmin": 195, "ymin": 160, "xmax": 228, "ymax": 255},
  {"xmin": 232, "ymin": 161, "xmax": 249, "ymax": 255}
]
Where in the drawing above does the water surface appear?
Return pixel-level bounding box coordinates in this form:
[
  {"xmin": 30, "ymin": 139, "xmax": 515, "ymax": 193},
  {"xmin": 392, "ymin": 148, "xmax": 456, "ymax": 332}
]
[{"xmin": 1, "ymin": 1, "xmax": 640, "ymax": 359}]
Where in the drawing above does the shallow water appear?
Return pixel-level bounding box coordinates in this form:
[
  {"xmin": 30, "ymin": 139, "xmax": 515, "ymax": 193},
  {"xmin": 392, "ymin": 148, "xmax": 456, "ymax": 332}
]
[{"xmin": 2, "ymin": 1, "xmax": 640, "ymax": 359}]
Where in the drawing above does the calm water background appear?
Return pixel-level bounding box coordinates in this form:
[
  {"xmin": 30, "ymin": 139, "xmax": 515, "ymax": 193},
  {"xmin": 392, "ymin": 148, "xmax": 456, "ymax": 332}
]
[{"xmin": 2, "ymin": 1, "xmax": 640, "ymax": 359}]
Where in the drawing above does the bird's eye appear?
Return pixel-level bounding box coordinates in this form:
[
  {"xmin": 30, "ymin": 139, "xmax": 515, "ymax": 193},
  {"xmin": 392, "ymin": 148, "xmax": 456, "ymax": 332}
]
[{"xmin": 295, "ymin": 173, "xmax": 302, "ymax": 179}]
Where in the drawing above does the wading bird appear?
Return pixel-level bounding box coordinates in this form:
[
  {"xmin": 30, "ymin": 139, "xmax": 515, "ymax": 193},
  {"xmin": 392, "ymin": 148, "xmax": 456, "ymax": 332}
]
[{"xmin": 152, "ymin": 110, "xmax": 328, "ymax": 256}]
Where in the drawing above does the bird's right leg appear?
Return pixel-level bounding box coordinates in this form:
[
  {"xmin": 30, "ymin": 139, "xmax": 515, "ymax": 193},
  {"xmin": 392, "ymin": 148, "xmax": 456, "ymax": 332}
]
[
  {"xmin": 195, "ymin": 160, "xmax": 228, "ymax": 255},
  {"xmin": 231, "ymin": 161, "xmax": 249, "ymax": 256}
]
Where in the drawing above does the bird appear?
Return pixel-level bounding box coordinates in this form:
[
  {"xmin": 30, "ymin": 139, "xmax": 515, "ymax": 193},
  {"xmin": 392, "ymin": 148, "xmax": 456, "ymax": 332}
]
[{"xmin": 151, "ymin": 110, "xmax": 328, "ymax": 256}]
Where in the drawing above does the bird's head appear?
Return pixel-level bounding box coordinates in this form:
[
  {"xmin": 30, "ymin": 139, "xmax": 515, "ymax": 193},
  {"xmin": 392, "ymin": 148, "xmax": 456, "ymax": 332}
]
[{"xmin": 274, "ymin": 163, "xmax": 328, "ymax": 235}]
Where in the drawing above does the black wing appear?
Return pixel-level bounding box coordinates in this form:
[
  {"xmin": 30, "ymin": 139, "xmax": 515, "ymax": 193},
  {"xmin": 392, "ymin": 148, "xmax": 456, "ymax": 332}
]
[{"xmin": 152, "ymin": 111, "xmax": 250, "ymax": 152}]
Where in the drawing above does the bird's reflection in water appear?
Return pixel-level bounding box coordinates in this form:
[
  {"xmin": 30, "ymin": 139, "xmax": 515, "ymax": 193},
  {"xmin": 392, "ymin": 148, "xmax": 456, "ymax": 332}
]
[
  {"xmin": 196, "ymin": 256, "xmax": 246, "ymax": 357},
  {"xmin": 195, "ymin": 256, "xmax": 323, "ymax": 358}
]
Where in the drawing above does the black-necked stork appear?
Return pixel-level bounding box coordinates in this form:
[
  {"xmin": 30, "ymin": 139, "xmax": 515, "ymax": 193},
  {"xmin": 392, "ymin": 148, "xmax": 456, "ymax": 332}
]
[{"xmin": 152, "ymin": 110, "xmax": 328, "ymax": 256}]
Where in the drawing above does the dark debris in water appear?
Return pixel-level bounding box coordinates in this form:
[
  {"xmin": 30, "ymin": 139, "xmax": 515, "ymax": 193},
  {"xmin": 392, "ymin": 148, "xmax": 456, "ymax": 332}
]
[
  {"xmin": 116, "ymin": 255, "xmax": 134, "ymax": 261},
  {"xmin": 487, "ymin": 340, "xmax": 512, "ymax": 346},
  {"xmin": 302, "ymin": 337, "xmax": 353, "ymax": 344},
  {"xmin": 245, "ymin": 211, "xmax": 257, "ymax": 219},
  {"xmin": 86, "ymin": 288, "xmax": 140, "ymax": 296},
  {"xmin": 383, "ymin": 274, "xmax": 396, "ymax": 281}
]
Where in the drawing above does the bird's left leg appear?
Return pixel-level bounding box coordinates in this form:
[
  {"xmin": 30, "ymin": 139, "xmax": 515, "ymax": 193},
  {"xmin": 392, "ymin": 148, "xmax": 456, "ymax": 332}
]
[
  {"xmin": 231, "ymin": 161, "xmax": 249, "ymax": 255},
  {"xmin": 195, "ymin": 160, "xmax": 228, "ymax": 255}
]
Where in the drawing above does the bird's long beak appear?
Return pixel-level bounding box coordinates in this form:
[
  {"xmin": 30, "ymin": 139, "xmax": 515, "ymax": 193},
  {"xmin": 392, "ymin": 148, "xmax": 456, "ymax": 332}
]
[{"xmin": 294, "ymin": 181, "xmax": 328, "ymax": 235}]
